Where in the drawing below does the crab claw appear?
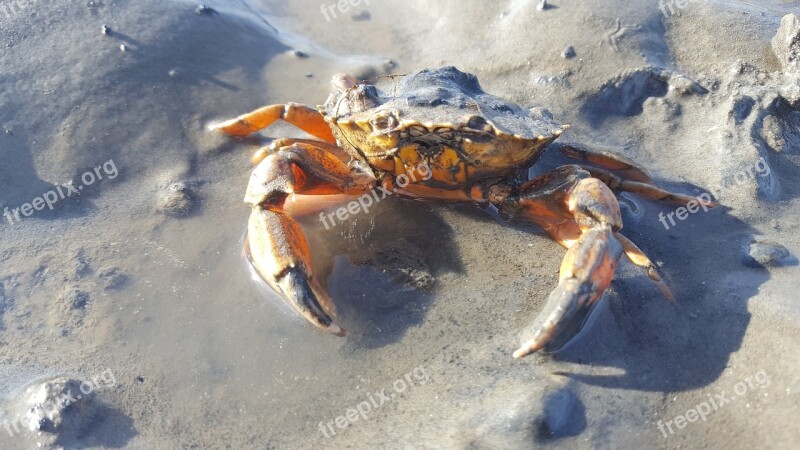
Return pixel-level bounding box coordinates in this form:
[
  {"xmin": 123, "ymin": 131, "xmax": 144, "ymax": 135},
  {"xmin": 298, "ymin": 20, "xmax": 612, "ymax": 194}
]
[
  {"xmin": 245, "ymin": 208, "xmax": 346, "ymax": 336},
  {"xmin": 513, "ymin": 227, "xmax": 623, "ymax": 358},
  {"xmin": 274, "ymin": 266, "xmax": 346, "ymax": 337}
]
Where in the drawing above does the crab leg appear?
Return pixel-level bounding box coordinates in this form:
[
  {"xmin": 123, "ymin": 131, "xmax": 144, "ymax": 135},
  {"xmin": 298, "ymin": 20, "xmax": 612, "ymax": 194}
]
[
  {"xmin": 560, "ymin": 145, "xmax": 717, "ymax": 208},
  {"xmin": 246, "ymin": 210, "xmax": 344, "ymax": 334},
  {"xmin": 513, "ymin": 226, "xmax": 623, "ymax": 358},
  {"xmin": 492, "ymin": 166, "xmax": 629, "ymax": 357},
  {"xmin": 212, "ymin": 103, "xmax": 336, "ymax": 143},
  {"xmin": 615, "ymin": 233, "xmax": 675, "ymax": 302},
  {"xmin": 245, "ymin": 142, "xmax": 375, "ymax": 335},
  {"xmin": 251, "ymin": 138, "xmax": 350, "ymax": 166},
  {"xmin": 559, "ymin": 145, "xmax": 653, "ymax": 183},
  {"xmin": 581, "ymin": 165, "xmax": 717, "ymax": 208},
  {"xmin": 518, "ymin": 175, "xmax": 625, "ymax": 358}
]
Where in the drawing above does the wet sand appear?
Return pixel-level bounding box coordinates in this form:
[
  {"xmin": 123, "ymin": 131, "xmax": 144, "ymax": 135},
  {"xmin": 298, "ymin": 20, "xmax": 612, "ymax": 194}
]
[{"xmin": 1, "ymin": 0, "xmax": 799, "ymax": 448}]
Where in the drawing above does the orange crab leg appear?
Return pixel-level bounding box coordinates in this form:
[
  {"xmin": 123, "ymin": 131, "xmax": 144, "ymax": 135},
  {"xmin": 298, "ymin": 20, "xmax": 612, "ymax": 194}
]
[
  {"xmin": 513, "ymin": 226, "xmax": 623, "ymax": 358},
  {"xmin": 615, "ymin": 233, "xmax": 675, "ymax": 302},
  {"xmin": 245, "ymin": 143, "xmax": 375, "ymax": 335},
  {"xmin": 617, "ymin": 179, "xmax": 717, "ymax": 207},
  {"xmin": 581, "ymin": 165, "xmax": 717, "ymax": 208},
  {"xmin": 560, "ymin": 145, "xmax": 718, "ymax": 208},
  {"xmin": 492, "ymin": 166, "xmax": 632, "ymax": 357},
  {"xmin": 251, "ymin": 138, "xmax": 350, "ymax": 166},
  {"xmin": 497, "ymin": 165, "xmax": 686, "ymax": 357},
  {"xmin": 514, "ymin": 175, "xmax": 626, "ymax": 358},
  {"xmin": 246, "ymin": 209, "xmax": 343, "ymax": 334},
  {"xmin": 212, "ymin": 102, "xmax": 336, "ymax": 143},
  {"xmin": 559, "ymin": 145, "xmax": 654, "ymax": 183}
]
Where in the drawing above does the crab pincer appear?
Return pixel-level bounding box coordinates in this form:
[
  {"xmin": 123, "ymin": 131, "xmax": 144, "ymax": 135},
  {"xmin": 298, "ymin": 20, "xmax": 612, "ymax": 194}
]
[
  {"xmin": 243, "ymin": 143, "xmax": 375, "ymax": 336},
  {"xmin": 513, "ymin": 227, "xmax": 623, "ymax": 357},
  {"xmin": 506, "ymin": 175, "xmax": 626, "ymax": 358},
  {"xmin": 246, "ymin": 208, "xmax": 345, "ymax": 336}
]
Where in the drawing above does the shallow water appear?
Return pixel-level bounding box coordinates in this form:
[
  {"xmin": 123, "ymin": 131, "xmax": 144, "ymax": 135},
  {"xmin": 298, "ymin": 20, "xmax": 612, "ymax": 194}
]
[{"xmin": 1, "ymin": 0, "xmax": 799, "ymax": 448}]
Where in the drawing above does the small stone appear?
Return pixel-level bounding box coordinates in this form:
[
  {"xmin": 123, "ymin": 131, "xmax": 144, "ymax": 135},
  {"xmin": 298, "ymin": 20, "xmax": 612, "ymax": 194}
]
[
  {"xmin": 305, "ymin": 73, "xmax": 314, "ymax": 78},
  {"xmin": 761, "ymin": 115, "xmax": 786, "ymax": 151},
  {"xmin": 168, "ymin": 68, "xmax": 179, "ymax": 78},
  {"xmin": 455, "ymin": 379, "xmax": 584, "ymax": 448},
  {"xmin": 668, "ymin": 74, "xmax": 708, "ymax": 96},
  {"xmin": 292, "ymin": 50, "xmax": 309, "ymax": 58},
  {"xmin": 537, "ymin": 0, "xmax": 549, "ymax": 11},
  {"xmin": 352, "ymin": 11, "xmax": 371, "ymax": 21},
  {"xmin": 158, "ymin": 182, "xmax": 195, "ymax": 217},
  {"xmin": 5, "ymin": 129, "xmax": 12, "ymax": 135},
  {"xmin": 136, "ymin": 376, "xmax": 145, "ymax": 383},
  {"xmin": 746, "ymin": 240, "xmax": 792, "ymax": 267},
  {"xmin": 771, "ymin": 14, "xmax": 800, "ymax": 73},
  {"xmin": 20, "ymin": 378, "xmax": 97, "ymax": 435},
  {"xmin": 195, "ymin": 4, "xmax": 217, "ymax": 15},
  {"xmin": 119, "ymin": 44, "xmax": 127, "ymax": 52},
  {"xmin": 538, "ymin": 388, "xmax": 581, "ymax": 437},
  {"xmin": 562, "ymin": 46, "xmax": 576, "ymax": 59},
  {"xmin": 101, "ymin": 24, "xmax": 110, "ymax": 35},
  {"xmin": 779, "ymin": 83, "xmax": 800, "ymax": 106}
]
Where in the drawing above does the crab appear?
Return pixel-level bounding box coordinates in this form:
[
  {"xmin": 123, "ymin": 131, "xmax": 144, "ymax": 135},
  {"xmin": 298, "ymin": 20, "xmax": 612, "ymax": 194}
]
[{"xmin": 212, "ymin": 67, "xmax": 715, "ymax": 358}]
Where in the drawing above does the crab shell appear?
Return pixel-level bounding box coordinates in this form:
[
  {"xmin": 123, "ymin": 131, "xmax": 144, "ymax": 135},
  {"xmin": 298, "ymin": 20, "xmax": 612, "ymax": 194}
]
[{"xmin": 318, "ymin": 67, "xmax": 569, "ymax": 189}]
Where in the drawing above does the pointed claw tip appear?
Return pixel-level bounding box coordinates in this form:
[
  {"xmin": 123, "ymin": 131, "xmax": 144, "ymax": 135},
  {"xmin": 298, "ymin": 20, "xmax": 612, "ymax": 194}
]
[
  {"xmin": 697, "ymin": 194, "xmax": 719, "ymax": 209},
  {"xmin": 328, "ymin": 324, "xmax": 347, "ymax": 337},
  {"xmin": 662, "ymin": 288, "xmax": 677, "ymax": 304},
  {"xmin": 513, "ymin": 343, "xmax": 542, "ymax": 359}
]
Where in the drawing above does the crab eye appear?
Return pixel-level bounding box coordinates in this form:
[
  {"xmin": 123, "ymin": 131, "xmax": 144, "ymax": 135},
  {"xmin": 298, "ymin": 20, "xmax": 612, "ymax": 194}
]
[
  {"xmin": 331, "ymin": 73, "xmax": 358, "ymax": 92},
  {"xmin": 465, "ymin": 116, "xmax": 492, "ymax": 132},
  {"xmin": 369, "ymin": 111, "xmax": 398, "ymax": 133}
]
